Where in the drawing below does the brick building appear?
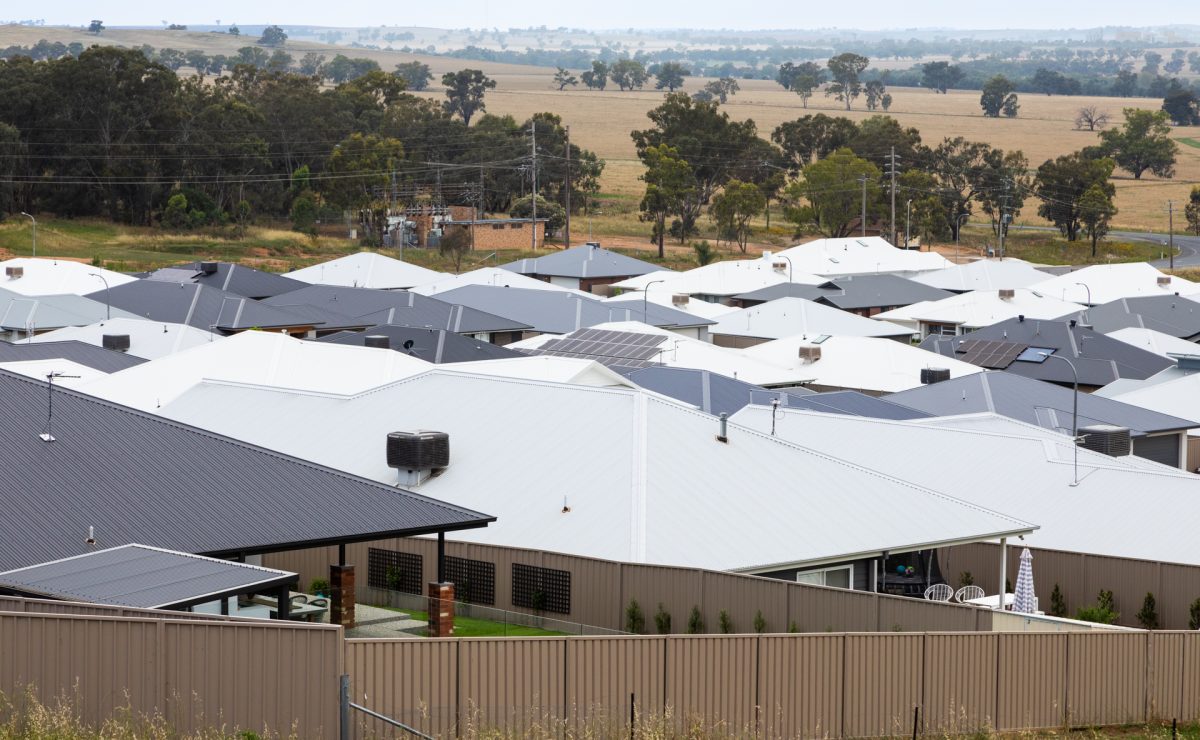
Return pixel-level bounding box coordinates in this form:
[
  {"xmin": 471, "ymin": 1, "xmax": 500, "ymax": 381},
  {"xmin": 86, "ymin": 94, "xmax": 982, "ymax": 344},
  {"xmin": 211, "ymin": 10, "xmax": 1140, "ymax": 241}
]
[{"xmin": 444, "ymin": 218, "xmax": 548, "ymax": 250}]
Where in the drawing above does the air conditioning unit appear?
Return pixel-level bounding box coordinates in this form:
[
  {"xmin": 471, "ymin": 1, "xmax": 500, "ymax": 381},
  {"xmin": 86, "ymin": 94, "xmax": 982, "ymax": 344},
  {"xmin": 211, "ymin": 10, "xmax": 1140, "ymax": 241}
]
[
  {"xmin": 387, "ymin": 430, "xmax": 450, "ymax": 470},
  {"xmin": 5, "ymin": 266, "xmax": 23, "ymax": 279},
  {"xmin": 1157, "ymin": 276, "xmax": 1172, "ymax": 286},
  {"xmin": 363, "ymin": 334, "xmax": 390, "ymax": 349},
  {"xmin": 671, "ymin": 293, "xmax": 689, "ymax": 307},
  {"xmin": 101, "ymin": 334, "xmax": 131, "ymax": 352},
  {"xmin": 920, "ymin": 367, "xmax": 951, "ymax": 385},
  {"xmin": 772, "ymin": 261, "xmax": 789, "ymax": 273},
  {"xmin": 797, "ymin": 345, "xmax": 822, "ymax": 364},
  {"xmin": 200, "ymin": 261, "xmax": 219, "ymax": 275},
  {"xmin": 998, "ymin": 289, "xmax": 1015, "ymax": 300},
  {"xmin": 1077, "ymin": 425, "xmax": 1131, "ymax": 457}
]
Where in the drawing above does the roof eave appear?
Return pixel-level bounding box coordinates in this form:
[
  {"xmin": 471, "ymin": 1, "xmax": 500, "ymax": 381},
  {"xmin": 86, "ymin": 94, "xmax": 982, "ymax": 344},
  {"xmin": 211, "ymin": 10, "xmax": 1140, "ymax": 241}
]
[{"xmin": 199, "ymin": 516, "xmax": 498, "ymax": 560}]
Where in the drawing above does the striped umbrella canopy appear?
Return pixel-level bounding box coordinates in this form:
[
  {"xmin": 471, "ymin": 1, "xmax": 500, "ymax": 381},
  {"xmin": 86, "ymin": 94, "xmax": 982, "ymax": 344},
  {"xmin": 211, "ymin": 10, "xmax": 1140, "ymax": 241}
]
[{"xmin": 1012, "ymin": 547, "xmax": 1037, "ymax": 614}]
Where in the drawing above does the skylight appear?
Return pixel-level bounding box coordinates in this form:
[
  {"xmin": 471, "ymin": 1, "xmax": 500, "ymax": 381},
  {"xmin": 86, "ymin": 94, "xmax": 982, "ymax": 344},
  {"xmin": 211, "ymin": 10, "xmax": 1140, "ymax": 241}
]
[{"xmin": 1016, "ymin": 347, "xmax": 1056, "ymax": 363}]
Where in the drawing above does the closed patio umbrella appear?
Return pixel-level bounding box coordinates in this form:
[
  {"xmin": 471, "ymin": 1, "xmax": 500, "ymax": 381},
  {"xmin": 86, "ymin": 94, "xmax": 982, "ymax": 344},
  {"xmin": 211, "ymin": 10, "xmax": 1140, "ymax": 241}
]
[{"xmin": 1012, "ymin": 547, "xmax": 1037, "ymax": 614}]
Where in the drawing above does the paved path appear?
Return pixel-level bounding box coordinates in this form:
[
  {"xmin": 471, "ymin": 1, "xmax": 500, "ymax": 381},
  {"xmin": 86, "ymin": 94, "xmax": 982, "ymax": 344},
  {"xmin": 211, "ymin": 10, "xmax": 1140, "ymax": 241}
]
[{"xmin": 345, "ymin": 604, "xmax": 426, "ymax": 638}]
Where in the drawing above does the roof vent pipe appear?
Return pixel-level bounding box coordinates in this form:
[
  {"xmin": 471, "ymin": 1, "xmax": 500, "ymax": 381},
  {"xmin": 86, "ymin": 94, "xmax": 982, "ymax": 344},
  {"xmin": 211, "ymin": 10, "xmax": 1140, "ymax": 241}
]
[{"xmin": 716, "ymin": 412, "xmax": 728, "ymax": 443}]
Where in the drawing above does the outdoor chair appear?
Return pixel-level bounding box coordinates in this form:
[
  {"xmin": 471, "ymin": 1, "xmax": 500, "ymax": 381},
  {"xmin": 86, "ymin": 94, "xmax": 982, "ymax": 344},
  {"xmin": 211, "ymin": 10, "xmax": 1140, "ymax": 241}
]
[
  {"xmin": 955, "ymin": 585, "xmax": 985, "ymax": 603},
  {"xmin": 923, "ymin": 583, "xmax": 953, "ymax": 601}
]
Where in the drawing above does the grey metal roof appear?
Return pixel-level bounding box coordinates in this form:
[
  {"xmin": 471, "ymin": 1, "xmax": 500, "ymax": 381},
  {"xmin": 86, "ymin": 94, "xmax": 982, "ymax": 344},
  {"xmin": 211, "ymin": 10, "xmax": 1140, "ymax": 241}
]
[
  {"xmin": 0, "ymin": 544, "xmax": 296, "ymax": 609},
  {"xmin": 0, "ymin": 340, "xmax": 145, "ymax": 373},
  {"xmin": 0, "ymin": 368, "xmax": 493, "ymax": 571},
  {"xmin": 887, "ymin": 370, "xmax": 1198, "ymax": 436},
  {"xmin": 264, "ymin": 284, "xmax": 530, "ymax": 335},
  {"xmin": 783, "ymin": 390, "xmax": 934, "ymax": 421},
  {"xmin": 1056, "ymin": 295, "xmax": 1200, "ymax": 340},
  {"xmin": 621, "ymin": 366, "xmax": 815, "ymax": 416},
  {"xmin": 919, "ymin": 317, "xmax": 1173, "ymax": 387},
  {"xmin": 317, "ymin": 324, "xmax": 522, "ymax": 363},
  {"xmin": 86, "ymin": 280, "xmax": 317, "ymax": 333},
  {"xmin": 734, "ymin": 275, "xmax": 953, "ymax": 310},
  {"xmin": 501, "ymin": 244, "xmax": 664, "ymax": 280},
  {"xmin": 435, "ymin": 284, "xmax": 712, "ymax": 334},
  {"xmin": 0, "ymin": 287, "xmax": 140, "ymax": 332},
  {"xmin": 146, "ymin": 262, "xmax": 307, "ymax": 300}
]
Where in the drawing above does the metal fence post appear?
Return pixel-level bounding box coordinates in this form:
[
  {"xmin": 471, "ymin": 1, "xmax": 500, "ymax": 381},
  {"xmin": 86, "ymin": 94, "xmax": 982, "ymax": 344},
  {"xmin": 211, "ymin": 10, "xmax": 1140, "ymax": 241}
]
[{"xmin": 340, "ymin": 674, "xmax": 351, "ymax": 740}]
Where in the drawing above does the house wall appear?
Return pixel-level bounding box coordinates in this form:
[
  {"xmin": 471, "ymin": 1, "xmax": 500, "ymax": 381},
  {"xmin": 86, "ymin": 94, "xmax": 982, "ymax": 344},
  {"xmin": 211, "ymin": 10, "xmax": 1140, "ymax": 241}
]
[
  {"xmin": 711, "ymin": 333, "xmax": 769, "ymax": 349},
  {"xmin": 466, "ymin": 221, "xmax": 545, "ymax": 250},
  {"xmin": 1132, "ymin": 432, "xmax": 1184, "ymax": 468}
]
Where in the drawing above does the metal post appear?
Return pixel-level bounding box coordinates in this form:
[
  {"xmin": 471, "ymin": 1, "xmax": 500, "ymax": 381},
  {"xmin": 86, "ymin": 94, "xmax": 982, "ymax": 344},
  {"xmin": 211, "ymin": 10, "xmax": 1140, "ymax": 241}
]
[
  {"xmin": 20, "ymin": 212, "xmax": 35, "ymax": 257},
  {"xmin": 339, "ymin": 674, "xmax": 350, "ymax": 740},
  {"xmin": 777, "ymin": 254, "xmax": 793, "ymax": 282},
  {"xmin": 88, "ymin": 273, "xmax": 111, "ymax": 320},
  {"xmin": 643, "ymin": 279, "xmax": 666, "ymax": 323},
  {"xmin": 1040, "ymin": 352, "xmax": 1080, "ymax": 486},
  {"xmin": 888, "ymin": 147, "xmax": 897, "ymax": 246},
  {"xmin": 1168, "ymin": 200, "xmax": 1175, "ymax": 270},
  {"xmin": 905, "ymin": 200, "xmax": 913, "ymax": 248},
  {"xmin": 530, "ymin": 121, "xmax": 538, "ymax": 250},
  {"xmin": 630, "ymin": 692, "xmax": 636, "ymax": 739},
  {"xmin": 997, "ymin": 537, "xmax": 1008, "ymax": 611},
  {"xmin": 564, "ymin": 125, "xmax": 571, "ymax": 248},
  {"xmin": 912, "ymin": 705, "xmax": 919, "ymax": 740},
  {"xmin": 955, "ymin": 213, "xmax": 970, "ymax": 263},
  {"xmin": 859, "ymin": 176, "xmax": 868, "ymax": 237},
  {"xmin": 437, "ymin": 531, "xmax": 446, "ymax": 584}
]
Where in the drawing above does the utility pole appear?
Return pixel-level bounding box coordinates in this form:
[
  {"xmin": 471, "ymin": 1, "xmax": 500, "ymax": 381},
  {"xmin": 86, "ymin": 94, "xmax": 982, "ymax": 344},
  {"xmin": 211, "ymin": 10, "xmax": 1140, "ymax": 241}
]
[
  {"xmin": 998, "ymin": 179, "xmax": 1010, "ymax": 261},
  {"xmin": 530, "ymin": 121, "xmax": 538, "ymax": 251},
  {"xmin": 564, "ymin": 124, "xmax": 571, "ymax": 248},
  {"xmin": 478, "ymin": 162, "xmax": 485, "ymax": 220},
  {"xmin": 1168, "ymin": 200, "xmax": 1175, "ymax": 270},
  {"xmin": 858, "ymin": 175, "xmax": 868, "ymax": 238},
  {"xmin": 884, "ymin": 147, "xmax": 900, "ymax": 246}
]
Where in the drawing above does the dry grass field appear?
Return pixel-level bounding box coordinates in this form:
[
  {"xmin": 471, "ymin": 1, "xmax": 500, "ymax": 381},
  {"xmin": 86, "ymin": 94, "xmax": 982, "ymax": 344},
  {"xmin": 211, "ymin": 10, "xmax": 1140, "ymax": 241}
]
[{"xmin": 3, "ymin": 25, "xmax": 1198, "ymax": 240}]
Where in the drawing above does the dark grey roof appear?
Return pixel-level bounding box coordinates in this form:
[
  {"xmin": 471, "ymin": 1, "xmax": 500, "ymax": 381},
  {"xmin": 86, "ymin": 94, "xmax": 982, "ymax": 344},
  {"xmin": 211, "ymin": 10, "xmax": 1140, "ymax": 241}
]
[
  {"xmin": 887, "ymin": 371, "xmax": 1198, "ymax": 436},
  {"xmin": 0, "ymin": 287, "xmax": 140, "ymax": 331},
  {"xmin": 264, "ymin": 285, "xmax": 529, "ymax": 334},
  {"xmin": 1057, "ymin": 295, "xmax": 1200, "ymax": 340},
  {"xmin": 0, "ymin": 544, "xmax": 296, "ymax": 609},
  {"xmin": 919, "ymin": 317, "xmax": 1173, "ymax": 387},
  {"xmin": 501, "ymin": 244, "xmax": 664, "ymax": 280},
  {"xmin": 735, "ymin": 275, "xmax": 953, "ymax": 311},
  {"xmin": 621, "ymin": 366, "xmax": 815, "ymax": 416},
  {"xmin": 435, "ymin": 285, "xmax": 712, "ymax": 334},
  {"xmin": 86, "ymin": 280, "xmax": 316, "ymax": 333},
  {"xmin": 782, "ymin": 390, "xmax": 934, "ymax": 421},
  {"xmin": 317, "ymin": 324, "xmax": 522, "ymax": 363},
  {"xmin": 0, "ymin": 368, "xmax": 493, "ymax": 571},
  {"xmin": 145, "ymin": 262, "xmax": 307, "ymax": 300},
  {"xmin": 0, "ymin": 340, "xmax": 145, "ymax": 373}
]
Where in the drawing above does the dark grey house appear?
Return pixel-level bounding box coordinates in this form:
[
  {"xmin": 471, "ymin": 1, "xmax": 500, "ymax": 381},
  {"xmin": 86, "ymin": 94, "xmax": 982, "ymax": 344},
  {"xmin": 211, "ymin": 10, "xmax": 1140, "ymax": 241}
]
[
  {"xmin": 1057, "ymin": 295, "xmax": 1200, "ymax": 340},
  {"xmin": 87, "ymin": 280, "xmax": 319, "ymax": 335},
  {"xmin": 920, "ymin": 317, "xmax": 1173, "ymax": 390},
  {"xmin": 0, "ymin": 339, "xmax": 145, "ymax": 373},
  {"xmin": 501, "ymin": 243, "xmax": 664, "ymax": 292},
  {"xmin": 888, "ymin": 370, "xmax": 1197, "ymax": 468},
  {"xmin": 734, "ymin": 275, "xmax": 953, "ymax": 316},
  {"xmin": 317, "ymin": 324, "xmax": 523, "ymax": 363},
  {"xmin": 143, "ymin": 262, "xmax": 308, "ymax": 300}
]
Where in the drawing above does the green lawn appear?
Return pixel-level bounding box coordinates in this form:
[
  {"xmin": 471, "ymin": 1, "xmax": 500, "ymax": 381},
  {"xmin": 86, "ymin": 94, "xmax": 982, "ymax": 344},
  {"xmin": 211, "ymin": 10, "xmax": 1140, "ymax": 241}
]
[
  {"xmin": 1178, "ymin": 137, "xmax": 1200, "ymax": 149},
  {"xmin": 386, "ymin": 607, "xmax": 566, "ymax": 638}
]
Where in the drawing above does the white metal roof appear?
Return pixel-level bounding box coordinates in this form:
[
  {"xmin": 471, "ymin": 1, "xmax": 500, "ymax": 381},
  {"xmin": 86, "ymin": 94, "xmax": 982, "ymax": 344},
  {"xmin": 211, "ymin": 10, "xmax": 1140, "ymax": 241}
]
[
  {"xmin": 743, "ymin": 334, "xmax": 983, "ymax": 394},
  {"xmin": 711, "ymin": 297, "xmax": 914, "ymax": 340},
  {"xmin": 602, "ymin": 292, "xmax": 737, "ymax": 321},
  {"xmin": 76, "ymin": 330, "xmax": 431, "ymax": 411},
  {"xmin": 450, "ymin": 355, "xmax": 636, "ymax": 387},
  {"xmin": 28, "ymin": 318, "xmax": 217, "ymax": 360},
  {"xmin": 774, "ymin": 237, "xmax": 953, "ymax": 277},
  {"xmin": 0, "ymin": 258, "xmax": 138, "ymax": 297},
  {"xmin": 1095, "ymin": 366, "xmax": 1200, "ymax": 438},
  {"xmin": 875, "ymin": 289, "xmax": 1085, "ymax": 329},
  {"xmin": 284, "ymin": 252, "xmax": 447, "ymax": 290},
  {"xmin": 1104, "ymin": 327, "xmax": 1200, "ymax": 359},
  {"xmin": 0, "ymin": 358, "xmax": 109, "ymax": 387},
  {"xmin": 1029, "ymin": 263, "xmax": 1200, "ymax": 305},
  {"xmin": 408, "ymin": 266, "xmax": 593, "ymax": 297},
  {"xmin": 507, "ymin": 320, "xmax": 803, "ymax": 387},
  {"xmin": 730, "ymin": 405, "xmax": 1200, "ymax": 566},
  {"xmin": 157, "ymin": 370, "xmax": 1033, "ymax": 572},
  {"xmin": 911, "ymin": 258, "xmax": 1050, "ymax": 292},
  {"xmin": 611, "ymin": 257, "xmax": 823, "ymax": 297}
]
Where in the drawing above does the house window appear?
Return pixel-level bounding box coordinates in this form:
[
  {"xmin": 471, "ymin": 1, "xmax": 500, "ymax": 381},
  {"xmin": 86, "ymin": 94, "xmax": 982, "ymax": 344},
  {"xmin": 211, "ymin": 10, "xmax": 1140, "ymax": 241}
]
[
  {"xmin": 512, "ymin": 563, "xmax": 571, "ymax": 614},
  {"xmin": 445, "ymin": 556, "xmax": 495, "ymax": 606},
  {"xmin": 925, "ymin": 323, "xmax": 958, "ymax": 337},
  {"xmin": 509, "ymin": 223, "xmax": 522, "ymax": 229},
  {"xmin": 795, "ymin": 564, "xmax": 853, "ymax": 589},
  {"xmin": 491, "ymin": 224, "xmax": 505, "ymax": 230},
  {"xmin": 367, "ymin": 548, "xmax": 423, "ymax": 594}
]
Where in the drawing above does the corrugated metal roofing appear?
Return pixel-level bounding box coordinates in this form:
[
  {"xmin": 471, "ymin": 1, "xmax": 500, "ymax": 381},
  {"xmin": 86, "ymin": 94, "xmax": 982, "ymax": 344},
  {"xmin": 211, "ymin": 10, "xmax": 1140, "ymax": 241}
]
[
  {"xmin": 1029, "ymin": 263, "xmax": 1200, "ymax": 305},
  {"xmin": 86, "ymin": 280, "xmax": 317, "ymax": 332},
  {"xmin": 887, "ymin": 371, "xmax": 1198, "ymax": 436},
  {"xmin": 0, "ymin": 258, "xmax": 138, "ymax": 296},
  {"xmin": 29, "ymin": 319, "xmax": 217, "ymax": 361},
  {"xmin": 775, "ymin": 237, "xmax": 953, "ymax": 277},
  {"xmin": 434, "ymin": 285, "xmax": 713, "ymax": 334},
  {"xmin": 734, "ymin": 275, "xmax": 952, "ymax": 310},
  {"xmin": 920, "ymin": 318, "xmax": 1173, "ymax": 387},
  {"xmin": 911, "ymin": 258, "xmax": 1051, "ymax": 293},
  {"xmin": 783, "ymin": 390, "xmax": 933, "ymax": 420},
  {"xmin": 0, "ymin": 339, "xmax": 145, "ymax": 373},
  {"xmin": 1057, "ymin": 295, "xmax": 1200, "ymax": 339},
  {"xmin": 0, "ymin": 368, "xmax": 492, "ymax": 570},
  {"xmin": 317, "ymin": 324, "xmax": 522, "ymax": 363},
  {"xmin": 148, "ymin": 262, "xmax": 308, "ymax": 300},
  {"xmin": 284, "ymin": 252, "xmax": 447, "ymax": 290},
  {"xmin": 0, "ymin": 287, "xmax": 140, "ymax": 332},
  {"xmin": 710, "ymin": 297, "xmax": 914, "ymax": 340},
  {"xmin": 501, "ymin": 244, "xmax": 664, "ymax": 280},
  {"xmin": 264, "ymin": 284, "xmax": 530, "ymax": 334},
  {"xmin": 621, "ymin": 366, "xmax": 815, "ymax": 416},
  {"xmin": 0, "ymin": 544, "xmax": 296, "ymax": 608}
]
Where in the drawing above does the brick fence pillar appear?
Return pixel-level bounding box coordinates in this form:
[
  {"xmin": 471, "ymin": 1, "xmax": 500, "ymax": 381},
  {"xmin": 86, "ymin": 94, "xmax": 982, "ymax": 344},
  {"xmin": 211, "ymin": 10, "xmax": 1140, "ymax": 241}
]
[
  {"xmin": 330, "ymin": 564, "xmax": 356, "ymax": 629},
  {"xmin": 428, "ymin": 582, "xmax": 455, "ymax": 637}
]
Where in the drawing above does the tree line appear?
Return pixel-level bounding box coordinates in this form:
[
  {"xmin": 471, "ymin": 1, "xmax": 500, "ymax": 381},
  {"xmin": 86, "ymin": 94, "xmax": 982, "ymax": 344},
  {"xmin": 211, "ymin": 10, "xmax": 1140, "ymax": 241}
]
[
  {"xmin": 0, "ymin": 47, "xmax": 602, "ymax": 244},
  {"xmin": 632, "ymin": 94, "xmax": 1180, "ymax": 257}
]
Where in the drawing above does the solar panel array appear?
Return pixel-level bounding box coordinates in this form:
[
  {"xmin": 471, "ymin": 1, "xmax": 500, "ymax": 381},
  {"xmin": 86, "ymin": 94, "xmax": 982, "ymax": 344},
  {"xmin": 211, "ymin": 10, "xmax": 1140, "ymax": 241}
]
[
  {"xmin": 535, "ymin": 328, "xmax": 667, "ymax": 369},
  {"xmin": 955, "ymin": 339, "xmax": 1028, "ymax": 369}
]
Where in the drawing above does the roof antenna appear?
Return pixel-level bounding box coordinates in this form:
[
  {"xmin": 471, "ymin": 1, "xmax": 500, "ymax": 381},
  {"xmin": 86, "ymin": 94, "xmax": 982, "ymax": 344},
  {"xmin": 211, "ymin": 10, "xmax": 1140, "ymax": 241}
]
[
  {"xmin": 770, "ymin": 398, "xmax": 782, "ymax": 436},
  {"xmin": 39, "ymin": 371, "xmax": 79, "ymax": 442}
]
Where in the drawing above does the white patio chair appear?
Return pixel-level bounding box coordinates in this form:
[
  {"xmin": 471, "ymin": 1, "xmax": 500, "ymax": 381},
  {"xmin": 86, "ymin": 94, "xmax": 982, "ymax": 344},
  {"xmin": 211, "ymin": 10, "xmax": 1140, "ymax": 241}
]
[
  {"xmin": 955, "ymin": 585, "xmax": 985, "ymax": 604},
  {"xmin": 924, "ymin": 583, "xmax": 954, "ymax": 601}
]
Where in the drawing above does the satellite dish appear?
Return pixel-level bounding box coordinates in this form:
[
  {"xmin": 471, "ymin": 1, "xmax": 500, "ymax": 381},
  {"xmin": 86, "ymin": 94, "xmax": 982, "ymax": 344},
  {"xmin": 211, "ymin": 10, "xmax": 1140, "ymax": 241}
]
[{"xmin": 403, "ymin": 339, "xmax": 415, "ymax": 350}]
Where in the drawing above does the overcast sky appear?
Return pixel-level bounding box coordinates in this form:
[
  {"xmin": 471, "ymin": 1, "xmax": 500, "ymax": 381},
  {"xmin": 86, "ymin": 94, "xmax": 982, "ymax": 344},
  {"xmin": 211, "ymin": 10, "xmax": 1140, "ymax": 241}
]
[{"xmin": 19, "ymin": 1, "xmax": 1191, "ymax": 32}]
